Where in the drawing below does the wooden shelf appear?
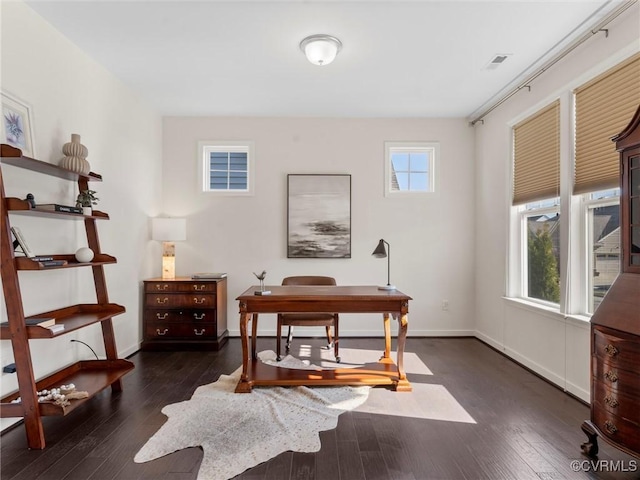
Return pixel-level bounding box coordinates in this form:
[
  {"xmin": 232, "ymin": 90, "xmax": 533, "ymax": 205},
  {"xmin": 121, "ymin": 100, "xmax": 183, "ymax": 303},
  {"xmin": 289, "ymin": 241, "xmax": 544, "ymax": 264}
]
[
  {"xmin": 0, "ymin": 303, "xmax": 126, "ymax": 340},
  {"xmin": 0, "ymin": 360, "xmax": 134, "ymax": 417},
  {"xmin": 1, "ymin": 144, "xmax": 102, "ymax": 182},
  {"xmin": 5, "ymin": 197, "xmax": 109, "ymax": 219},
  {"xmin": 15, "ymin": 254, "xmax": 117, "ymax": 271},
  {"xmin": 0, "ymin": 143, "xmax": 130, "ymax": 449}
]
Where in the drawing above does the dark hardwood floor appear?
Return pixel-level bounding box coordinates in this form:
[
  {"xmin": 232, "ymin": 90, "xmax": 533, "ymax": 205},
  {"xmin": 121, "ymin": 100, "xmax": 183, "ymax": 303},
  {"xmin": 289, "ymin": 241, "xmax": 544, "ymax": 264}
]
[{"xmin": 1, "ymin": 337, "xmax": 638, "ymax": 480}]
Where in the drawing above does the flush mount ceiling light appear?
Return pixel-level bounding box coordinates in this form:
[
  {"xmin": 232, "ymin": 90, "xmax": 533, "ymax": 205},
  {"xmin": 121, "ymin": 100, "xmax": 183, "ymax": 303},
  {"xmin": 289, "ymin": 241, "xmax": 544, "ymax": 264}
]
[{"xmin": 300, "ymin": 34, "xmax": 342, "ymax": 66}]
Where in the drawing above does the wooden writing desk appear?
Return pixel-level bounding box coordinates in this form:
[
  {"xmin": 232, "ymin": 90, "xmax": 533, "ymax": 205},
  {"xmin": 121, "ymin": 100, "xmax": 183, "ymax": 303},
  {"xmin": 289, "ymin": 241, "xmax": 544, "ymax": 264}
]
[{"xmin": 235, "ymin": 285, "xmax": 412, "ymax": 393}]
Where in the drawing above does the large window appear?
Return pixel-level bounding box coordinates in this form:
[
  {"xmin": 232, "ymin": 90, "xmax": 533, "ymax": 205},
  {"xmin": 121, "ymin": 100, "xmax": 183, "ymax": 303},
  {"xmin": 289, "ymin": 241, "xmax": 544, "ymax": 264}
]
[
  {"xmin": 511, "ymin": 101, "xmax": 561, "ymax": 306},
  {"xmin": 199, "ymin": 141, "xmax": 254, "ymax": 195},
  {"xmin": 384, "ymin": 142, "xmax": 437, "ymax": 196},
  {"xmin": 508, "ymin": 53, "xmax": 637, "ymax": 316}
]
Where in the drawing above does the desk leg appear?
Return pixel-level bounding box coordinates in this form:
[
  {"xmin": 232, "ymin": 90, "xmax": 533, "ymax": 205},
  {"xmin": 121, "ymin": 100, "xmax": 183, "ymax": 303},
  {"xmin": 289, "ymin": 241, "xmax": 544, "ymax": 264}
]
[
  {"xmin": 251, "ymin": 313, "xmax": 259, "ymax": 361},
  {"xmin": 379, "ymin": 313, "xmax": 393, "ymax": 364},
  {"xmin": 395, "ymin": 312, "xmax": 412, "ymax": 392},
  {"xmin": 236, "ymin": 311, "xmax": 253, "ymax": 393}
]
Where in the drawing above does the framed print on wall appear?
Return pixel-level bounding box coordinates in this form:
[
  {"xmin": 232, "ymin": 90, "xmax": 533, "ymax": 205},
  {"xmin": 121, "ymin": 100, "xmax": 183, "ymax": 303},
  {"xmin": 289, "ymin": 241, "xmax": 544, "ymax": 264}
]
[
  {"xmin": 287, "ymin": 174, "xmax": 351, "ymax": 258},
  {"xmin": 1, "ymin": 91, "xmax": 35, "ymax": 158}
]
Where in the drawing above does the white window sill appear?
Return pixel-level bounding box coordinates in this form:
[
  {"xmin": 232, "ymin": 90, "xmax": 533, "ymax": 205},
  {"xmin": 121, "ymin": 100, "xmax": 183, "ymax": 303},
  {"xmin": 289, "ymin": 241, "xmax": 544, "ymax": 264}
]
[
  {"xmin": 502, "ymin": 296, "xmax": 592, "ymax": 328},
  {"xmin": 503, "ymin": 296, "xmax": 561, "ymax": 315}
]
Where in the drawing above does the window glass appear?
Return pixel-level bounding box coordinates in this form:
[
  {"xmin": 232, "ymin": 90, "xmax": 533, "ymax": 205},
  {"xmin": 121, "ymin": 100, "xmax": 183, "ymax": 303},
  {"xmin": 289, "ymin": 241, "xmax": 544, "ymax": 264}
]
[
  {"xmin": 385, "ymin": 142, "xmax": 437, "ymax": 195},
  {"xmin": 200, "ymin": 142, "xmax": 254, "ymax": 194},
  {"xmin": 526, "ymin": 211, "xmax": 561, "ymax": 304},
  {"xmin": 590, "ymin": 202, "xmax": 620, "ymax": 312}
]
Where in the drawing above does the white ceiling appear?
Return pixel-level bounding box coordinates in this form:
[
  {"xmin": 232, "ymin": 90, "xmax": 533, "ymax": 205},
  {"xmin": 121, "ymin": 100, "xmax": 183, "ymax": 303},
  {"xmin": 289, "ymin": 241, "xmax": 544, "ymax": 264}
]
[{"xmin": 25, "ymin": 0, "xmax": 627, "ymax": 119}]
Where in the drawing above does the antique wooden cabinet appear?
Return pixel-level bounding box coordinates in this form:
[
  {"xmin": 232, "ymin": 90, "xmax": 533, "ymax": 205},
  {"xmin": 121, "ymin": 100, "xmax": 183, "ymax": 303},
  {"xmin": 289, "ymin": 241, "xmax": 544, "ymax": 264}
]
[
  {"xmin": 141, "ymin": 277, "xmax": 228, "ymax": 350},
  {"xmin": 581, "ymin": 105, "xmax": 640, "ymax": 458}
]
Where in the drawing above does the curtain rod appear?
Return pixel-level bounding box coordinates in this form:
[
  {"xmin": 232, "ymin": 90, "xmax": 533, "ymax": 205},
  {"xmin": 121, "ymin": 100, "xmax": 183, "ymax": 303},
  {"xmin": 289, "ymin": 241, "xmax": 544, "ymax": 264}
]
[{"xmin": 469, "ymin": 0, "xmax": 638, "ymax": 126}]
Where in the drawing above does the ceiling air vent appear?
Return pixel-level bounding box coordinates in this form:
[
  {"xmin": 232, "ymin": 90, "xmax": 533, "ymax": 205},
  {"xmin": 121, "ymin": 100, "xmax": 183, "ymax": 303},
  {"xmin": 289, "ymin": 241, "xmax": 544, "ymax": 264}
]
[{"xmin": 485, "ymin": 54, "xmax": 511, "ymax": 70}]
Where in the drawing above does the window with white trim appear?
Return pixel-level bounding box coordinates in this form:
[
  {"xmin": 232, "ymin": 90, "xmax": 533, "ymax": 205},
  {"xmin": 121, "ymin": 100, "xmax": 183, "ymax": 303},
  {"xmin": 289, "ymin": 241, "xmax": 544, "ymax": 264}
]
[
  {"xmin": 511, "ymin": 101, "xmax": 561, "ymax": 306},
  {"xmin": 199, "ymin": 141, "xmax": 254, "ymax": 195},
  {"xmin": 507, "ymin": 52, "xmax": 637, "ymax": 316},
  {"xmin": 384, "ymin": 142, "xmax": 437, "ymax": 196}
]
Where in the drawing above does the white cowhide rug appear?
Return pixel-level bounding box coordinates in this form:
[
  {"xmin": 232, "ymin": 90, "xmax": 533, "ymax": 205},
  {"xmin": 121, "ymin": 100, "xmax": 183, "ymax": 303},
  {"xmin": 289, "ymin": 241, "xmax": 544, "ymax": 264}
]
[{"xmin": 134, "ymin": 351, "xmax": 370, "ymax": 480}]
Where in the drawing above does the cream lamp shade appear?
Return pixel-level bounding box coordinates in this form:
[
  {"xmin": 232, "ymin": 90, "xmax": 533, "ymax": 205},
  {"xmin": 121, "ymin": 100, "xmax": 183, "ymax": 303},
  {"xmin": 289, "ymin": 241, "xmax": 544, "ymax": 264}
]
[{"xmin": 151, "ymin": 218, "xmax": 186, "ymax": 279}]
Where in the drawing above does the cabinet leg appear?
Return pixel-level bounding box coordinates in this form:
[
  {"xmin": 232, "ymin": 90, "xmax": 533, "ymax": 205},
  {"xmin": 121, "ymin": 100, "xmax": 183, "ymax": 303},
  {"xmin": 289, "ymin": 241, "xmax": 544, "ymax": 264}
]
[{"xmin": 581, "ymin": 420, "xmax": 599, "ymax": 457}]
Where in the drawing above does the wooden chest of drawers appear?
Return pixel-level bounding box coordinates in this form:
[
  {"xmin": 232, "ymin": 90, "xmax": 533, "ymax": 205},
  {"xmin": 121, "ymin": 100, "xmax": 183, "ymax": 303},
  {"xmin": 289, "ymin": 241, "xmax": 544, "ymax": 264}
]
[
  {"xmin": 141, "ymin": 277, "xmax": 228, "ymax": 350},
  {"xmin": 582, "ymin": 324, "xmax": 640, "ymax": 457}
]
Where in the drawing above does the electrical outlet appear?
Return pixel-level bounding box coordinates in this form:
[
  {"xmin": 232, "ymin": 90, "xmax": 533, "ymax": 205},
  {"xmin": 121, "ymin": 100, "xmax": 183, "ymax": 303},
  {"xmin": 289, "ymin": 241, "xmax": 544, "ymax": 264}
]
[{"xmin": 441, "ymin": 300, "xmax": 449, "ymax": 311}]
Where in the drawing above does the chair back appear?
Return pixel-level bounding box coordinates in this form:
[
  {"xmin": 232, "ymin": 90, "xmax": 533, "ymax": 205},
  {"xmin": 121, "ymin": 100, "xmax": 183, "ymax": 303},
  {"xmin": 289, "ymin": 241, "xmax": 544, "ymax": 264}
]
[{"xmin": 282, "ymin": 276, "xmax": 336, "ymax": 286}]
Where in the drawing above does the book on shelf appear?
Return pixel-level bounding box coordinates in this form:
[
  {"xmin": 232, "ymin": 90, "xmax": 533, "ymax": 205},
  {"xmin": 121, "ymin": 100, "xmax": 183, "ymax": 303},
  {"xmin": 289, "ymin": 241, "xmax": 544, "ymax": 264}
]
[
  {"xmin": 30, "ymin": 256, "xmax": 54, "ymax": 262},
  {"xmin": 40, "ymin": 260, "xmax": 68, "ymax": 267},
  {"xmin": 46, "ymin": 324, "xmax": 65, "ymax": 333},
  {"xmin": 10, "ymin": 226, "xmax": 35, "ymax": 258},
  {"xmin": 1, "ymin": 318, "xmax": 56, "ymax": 328},
  {"xmin": 191, "ymin": 272, "xmax": 227, "ymax": 279},
  {"xmin": 36, "ymin": 204, "xmax": 83, "ymax": 214}
]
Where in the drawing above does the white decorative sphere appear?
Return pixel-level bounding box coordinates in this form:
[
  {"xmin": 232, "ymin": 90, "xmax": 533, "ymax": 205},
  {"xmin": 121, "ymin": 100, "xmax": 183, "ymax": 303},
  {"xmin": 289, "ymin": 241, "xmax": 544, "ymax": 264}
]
[{"xmin": 75, "ymin": 247, "xmax": 94, "ymax": 263}]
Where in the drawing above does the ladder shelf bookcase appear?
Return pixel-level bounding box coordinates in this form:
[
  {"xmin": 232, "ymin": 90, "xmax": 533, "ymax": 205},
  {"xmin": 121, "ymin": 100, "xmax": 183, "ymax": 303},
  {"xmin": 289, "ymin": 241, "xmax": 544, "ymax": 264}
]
[{"xmin": 0, "ymin": 143, "xmax": 133, "ymax": 449}]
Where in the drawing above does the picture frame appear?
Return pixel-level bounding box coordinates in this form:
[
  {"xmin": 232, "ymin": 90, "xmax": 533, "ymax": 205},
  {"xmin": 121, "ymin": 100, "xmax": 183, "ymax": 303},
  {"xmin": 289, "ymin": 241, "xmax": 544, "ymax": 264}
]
[
  {"xmin": 287, "ymin": 174, "xmax": 351, "ymax": 258},
  {"xmin": 10, "ymin": 226, "xmax": 35, "ymax": 258},
  {"xmin": 1, "ymin": 91, "xmax": 35, "ymax": 158}
]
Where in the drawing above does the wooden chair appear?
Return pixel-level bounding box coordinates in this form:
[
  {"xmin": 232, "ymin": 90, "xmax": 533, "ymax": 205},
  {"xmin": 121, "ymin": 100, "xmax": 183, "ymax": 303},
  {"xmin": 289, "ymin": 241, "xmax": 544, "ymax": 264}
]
[{"xmin": 277, "ymin": 276, "xmax": 340, "ymax": 362}]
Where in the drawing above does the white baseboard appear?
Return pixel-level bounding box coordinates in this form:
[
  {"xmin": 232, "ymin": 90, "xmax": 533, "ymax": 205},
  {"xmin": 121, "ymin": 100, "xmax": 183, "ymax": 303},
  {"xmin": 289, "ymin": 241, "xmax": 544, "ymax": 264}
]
[
  {"xmin": 565, "ymin": 380, "xmax": 590, "ymax": 403},
  {"xmin": 475, "ymin": 329, "xmax": 589, "ymax": 401},
  {"xmin": 119, "ymin": 343, "xmax": 141, "ymax": 359},
  {"xmin": 502, "ymin": 345, "xmax": 565, "ymax": 389},
  {"xmin": 473, "ymin": 330, "xmax": 504, "ymax": 351}
]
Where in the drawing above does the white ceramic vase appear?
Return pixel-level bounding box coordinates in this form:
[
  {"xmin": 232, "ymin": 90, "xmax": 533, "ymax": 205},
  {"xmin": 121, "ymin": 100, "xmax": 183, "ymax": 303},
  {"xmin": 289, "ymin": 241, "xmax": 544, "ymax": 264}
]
[
  {"xmin": 59, "ymin": 134, "xmax": 91, "ymax": 175},
  {"xmin": 75, "ymin": 247, "xmax": 94, "ymax": 263}
]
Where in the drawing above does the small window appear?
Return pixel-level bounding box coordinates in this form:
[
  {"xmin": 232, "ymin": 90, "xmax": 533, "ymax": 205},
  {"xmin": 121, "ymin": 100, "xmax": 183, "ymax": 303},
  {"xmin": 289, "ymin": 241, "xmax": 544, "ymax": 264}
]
[
  {"xmin": 384, "ymin": 142, "xmax": 437, "ymax": 196},
  {"xmin": 199, "ymin": 141, "xmax": 254, "ymax": 195}
]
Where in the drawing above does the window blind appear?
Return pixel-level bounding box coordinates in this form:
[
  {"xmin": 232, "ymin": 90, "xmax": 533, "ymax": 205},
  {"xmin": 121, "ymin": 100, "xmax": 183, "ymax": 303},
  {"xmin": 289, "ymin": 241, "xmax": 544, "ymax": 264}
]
[
  {"xmin": 574, "ymin": 53, "xmax": 640, "ymax": 194},
  {"xmin": 513, "ymin": 100, "xmax": 560, "ymax": 205}
]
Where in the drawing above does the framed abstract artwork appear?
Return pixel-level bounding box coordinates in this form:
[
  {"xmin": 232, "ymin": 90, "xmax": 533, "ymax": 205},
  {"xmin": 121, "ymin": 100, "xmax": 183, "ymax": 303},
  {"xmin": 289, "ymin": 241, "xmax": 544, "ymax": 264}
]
[
  {"xmin": 287, "ymin": 174, "xmax": 351, "ymax": 258},
  {"xmin": 1, "ymin": 91, "xmax": 35, "ymax": 158}
]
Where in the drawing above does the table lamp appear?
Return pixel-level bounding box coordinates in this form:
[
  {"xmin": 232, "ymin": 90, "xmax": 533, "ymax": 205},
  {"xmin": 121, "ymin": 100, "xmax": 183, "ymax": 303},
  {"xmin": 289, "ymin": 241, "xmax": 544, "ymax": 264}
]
[
  {"xmin": 372, "ymin": 238, "xmax": 396, "ymax": 290},
  {"xmin": 151, "ymin": 217, "xmax": 187, "ymax": 279}
]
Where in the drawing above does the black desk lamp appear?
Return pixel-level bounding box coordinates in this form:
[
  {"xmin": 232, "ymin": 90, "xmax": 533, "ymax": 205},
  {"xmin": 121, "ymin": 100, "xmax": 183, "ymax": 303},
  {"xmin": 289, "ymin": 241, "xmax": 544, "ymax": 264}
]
[{"xmin": 372, "ymin": 239, "xmax": 396, "ymax": 290}]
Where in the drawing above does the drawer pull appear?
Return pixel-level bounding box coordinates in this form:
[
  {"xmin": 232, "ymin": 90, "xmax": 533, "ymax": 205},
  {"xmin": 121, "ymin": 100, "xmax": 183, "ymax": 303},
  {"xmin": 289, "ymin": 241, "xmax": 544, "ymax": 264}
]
[
  {"xmin": 604, "ymin": 344, "xmax": 619, "ymax": 357},
  {"xmin": 194, "ymin": 313, "xmax": 206, "ymax": 320},
  {"xmin": 604, "ymin": 371, "xmax": 618, "ymax": 383},
  {"xmin": 155, "ymin": 284, "xmax": 169, "ymax": 291},
  {"xmin": 156, "ymin": 328, "xmax": 169, "ymax": 336},
  {"xmin": 604, "ymin": 396, "xmax": 619, "ymax": 408},
  {"xmin": 604, "ymin": 420, "xmax": 618, "ymax": 434},
  {"xmin": 193, "ymin": 297, "xmax": 206, "ymax": 304},
  {"xmin": 194, "ymin": 284, "xmax": 206, "ymax": 291},
  {"xmin": 194, "ymin": 328, "xmax": 206, "ymax": 336},
  {"xmin": 156, "ymin": 297, "xmax": 169, "ymax": 304},
  {"xmin": 156, "ymin": 313, "xmax": 169, "ymax": 320}
]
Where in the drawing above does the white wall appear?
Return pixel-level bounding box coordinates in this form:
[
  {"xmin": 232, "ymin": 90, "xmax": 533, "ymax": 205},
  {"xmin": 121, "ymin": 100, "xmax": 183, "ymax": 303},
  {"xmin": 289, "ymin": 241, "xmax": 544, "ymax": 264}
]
[
  {"xmin": 162, "ymin": 116, "xmax": 476, "ymax": 337},
  {"xmin": 0, "ymin": 2, "xmax": 163, "ymax": 428},
  {"xmin": 474, "ymin": 4, "xmax": 640, "ymax": 402}
]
